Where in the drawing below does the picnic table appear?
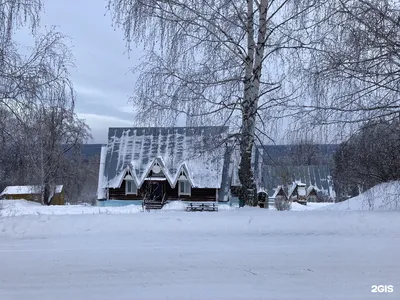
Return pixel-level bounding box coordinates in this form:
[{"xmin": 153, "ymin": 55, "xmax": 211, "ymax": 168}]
[{"xmin": 185, "ymin": 202, "xmax": 218, "ymax": 212}]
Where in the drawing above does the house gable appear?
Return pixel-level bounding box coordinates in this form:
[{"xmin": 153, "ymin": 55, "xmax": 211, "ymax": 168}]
[
  {"xmin": 272, "ymin": 186, "xmax": 287, "ymax": 199},
  {"xmin": 136, "ymin": 157, "xmax": 174, "ymax": 188}
]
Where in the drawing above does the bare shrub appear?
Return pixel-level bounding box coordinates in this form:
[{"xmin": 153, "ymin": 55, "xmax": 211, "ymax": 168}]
[
  {"xmin": 317, "ymin": 192, "xmax": 334, "ymax": 203},
  {"xmin": 333, "ymin": 120, "xmax": 400, "ymax": 200},
  {"xmin": 275, "ymin": 197, "xmax": 291, "ymax": 211}
]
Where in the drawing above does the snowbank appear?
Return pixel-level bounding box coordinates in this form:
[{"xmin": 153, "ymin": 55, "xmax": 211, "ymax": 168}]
[
  {"xmin": 163, "ymin": 201, "xmax": 235, "ymax": 210},
  {"xmin": 322, "ymin": 181, "xmax": 400, "ymax": 211},
  {"xmin": 0, "ymin": 199, "xmax": 236, "ymax": 217},
  {"xmin": 162, "ymin": 200, "xmax": 187, "ymax": 210},
  {"xmin": 156, "ymin": 200, "xmax": 328, "ymax": 212},
  {"xmin": 290, "ymin": 202, "xmax": 331, "ymax": 211},
  {"xmin": 0, "ymin": 199, "xmax": 142, "ymax": 217}
]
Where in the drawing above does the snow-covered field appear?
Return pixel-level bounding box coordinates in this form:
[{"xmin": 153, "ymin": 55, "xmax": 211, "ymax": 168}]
[{"xmin": 0, "ymin": 198, "xmax": 399, "ymax": 300}]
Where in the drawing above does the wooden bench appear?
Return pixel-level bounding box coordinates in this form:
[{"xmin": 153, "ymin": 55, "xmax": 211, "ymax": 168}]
[{"xmin": 185, "ymin": 203, "xmax": 218, "ymax": 212}]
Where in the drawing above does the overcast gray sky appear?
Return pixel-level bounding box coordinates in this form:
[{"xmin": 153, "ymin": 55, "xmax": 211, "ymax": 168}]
[
  {"xmin": 15, "ymin": 0, "xmax": 335, "ymax": 145},
  {"xmin": 35, "ymin": 0, "xmax": 139, "ymax": 143}
]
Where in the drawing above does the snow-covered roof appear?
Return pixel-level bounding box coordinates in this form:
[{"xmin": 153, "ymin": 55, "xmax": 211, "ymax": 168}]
[
  {"xmin": 306, "ymin": 185, "xmax": 318, "ymax": 197},
  {"xmin": 287, "ymin": 182, "xmax": 297, "ymax": 199},
  {"xmin": 288, "ymin": 181, "xmax": 308, "ymax": 198},
  {"xmin": 250, "ymin": 146, "xmax": 335, "ymax": 198},
  {"xmin": 231, "ymin": 145, "xmax": 335, "ymax": 199},
  {"xmin": 257, "ymin": 188, "xmax": 267, "ymax": 195},
  {"xmin": 258, "ymin": 165, "xmax": 334, "ymax": 198},
  {"xmin": 100, "ymin": 127, "xmax": 230, "ymax": 191},
  {"xmin": 272, "ymin": 186, "xmax": 287, "ymax": 198},
  {"xmin": 0, "ymin": 185, "xmax": 63, "ymax": 196}
]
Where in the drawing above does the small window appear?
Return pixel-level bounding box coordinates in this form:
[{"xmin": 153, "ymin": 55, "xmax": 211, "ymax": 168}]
[
  {"xmin": 125, "ymin": 180, "xmax": 137, "ymax": 195},
  {"xmin": 178, "ymin": 181, "xmax": 191, "ymax": 196}
]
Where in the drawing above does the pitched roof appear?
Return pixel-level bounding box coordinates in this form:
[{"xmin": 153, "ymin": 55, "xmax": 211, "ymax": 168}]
[
  {"xmin": 258, "ymin": 165, "xmax": 334, "ymax": 198},
  {"xmin": 306, "ymin": 185, "xmax": 318, "ymax": 197},
  {"xmin": 257, "ymin": 144, "xmax": 338, "ymax": 165},
  {"xmin": 272, "ymin": 186, "xmax": 287, "ymax": 198},
  {"xmin": 288, "ymin": 181, "xmax": 307, "ymax": 198},
  {"xmin": 99, "ymin": 127, "xmax": 230, "ymax": 192},
  {"xmin": 230, "ymin": 144, "xmax": 335, "ymax": 198}
]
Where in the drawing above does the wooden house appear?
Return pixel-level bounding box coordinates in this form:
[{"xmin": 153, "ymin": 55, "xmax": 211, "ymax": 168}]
[
  {"xmin": 97, "ymin": 127, "xmax": 233, "ymax": 205},
  {"xmin": 288, "ymin": 182, "xmax": 307, "ymax": 205},
  {"xmin": 271, "ymin": 185, "xmax": 290, "ymax": 210},
  {"xmin": 271, "ymin": 186, "xmax": 288, "ymax": 200},
  {"xmin": 257, "ymin": 189, "xmax": 268, "ymax": 208},
  {"xmin": 306, "ymin": 185, "xmax": 319, "ymax": 202},
  {"xmin": 0, "ymin": 185, "xmax": 65, "ymax": 205}
]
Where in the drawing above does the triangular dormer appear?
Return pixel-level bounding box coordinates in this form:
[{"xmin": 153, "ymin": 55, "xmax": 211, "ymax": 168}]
[
  {"xmin": 177, "ymin": 170, "xmax": 188, "ymax": 181},
  {"xmin": 149, "ymin": 161, "xmax": 166, "ymax": 178},
  {"xmin": 173, "ymin": 162, "xmax": 194, "ymax": 189},
  {"xmin": 123, "ymin": 169, "xmax": 138, "ymax": 195},
  {"xmin": 177, "ymin": 169, "xmax": 191, "ymax": 196},
  {"xmin": 124, "ymin": 170, "xmax": 134, "ymax": 180}
]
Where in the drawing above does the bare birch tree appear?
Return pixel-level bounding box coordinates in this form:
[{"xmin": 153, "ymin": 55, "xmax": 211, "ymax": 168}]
[
  {"xmin": 0, "ymin": 0, "xmax": 92, "ymax": 204},
  {"xmin": 0, "ymin": 0, "xmax": 42, "ymax": 38},
  {"xmin": 303, "ymin": 0, "xmax": 400, "ymax": 128},
  {"xmin": 108, "ymin": 0, "xmax": 330, "ymax": 205},
  {"xmin": 30, "ymin": 88, "xmax": 91, "ymax": 205},
  {"xmin": 0, "ymin": 101, "xmax": 91, "ymax": 204}
]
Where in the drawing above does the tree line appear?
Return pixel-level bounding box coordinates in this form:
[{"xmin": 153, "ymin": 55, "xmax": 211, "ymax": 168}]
[
  {"xmin": 333, "ymin": 119, "xmax": 400, "ymax": 201},
  {"xmin": 0, "ymin": 1, "xmax": 96, "ymax": 204}
]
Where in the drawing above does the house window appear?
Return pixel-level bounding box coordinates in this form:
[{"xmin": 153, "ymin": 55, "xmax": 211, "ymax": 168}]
[
  {"xmin": 178, "ymin": 180, "xmax": 191, "ymax": 196},
  {"xmin": 125, "ymin": 180, "xmax": 137, "ymax": 195}
]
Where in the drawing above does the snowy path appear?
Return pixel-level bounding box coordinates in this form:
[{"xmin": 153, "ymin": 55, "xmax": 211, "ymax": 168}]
[{"xmin": 0, "ymin": 210, "xmax": 399, "ymax": 300}]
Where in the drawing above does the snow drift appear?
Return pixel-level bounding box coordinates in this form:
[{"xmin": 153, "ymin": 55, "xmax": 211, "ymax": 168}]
[
  {"xmin": 0, "ymin": 200, "xmax": 143, "ymax": 216},
  {"xmin": 0, "ymin": 199, "xmax": 236, "ymax": 217},
  {"xmin": 322, "ymin": 181, "xmax": 400, "ymax": 211}
]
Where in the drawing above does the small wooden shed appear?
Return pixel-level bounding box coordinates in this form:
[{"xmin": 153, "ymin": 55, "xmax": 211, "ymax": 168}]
[
  {"xmin": 0, "ymin": 185, "xmax": 65, "ymax": 205},
  {"xmin": 257, "ymin": 189, "xmax": 268, "ymax": 208},
  {"xmin": 306, "ymin": 186, "xmax": 319, "ymax": 202},
  {"xmin": 272, "ymin": 185, "xmax": 290, "ymax": 210},
  {"xmin": 288, "ymin": 182, "xmax": 307, "ymax": 205}
]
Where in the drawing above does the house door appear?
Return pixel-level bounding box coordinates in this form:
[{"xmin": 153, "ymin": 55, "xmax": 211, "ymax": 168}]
[{"xmin": 152, "ymin": 182, "xmax": 164, "ymax": 201}]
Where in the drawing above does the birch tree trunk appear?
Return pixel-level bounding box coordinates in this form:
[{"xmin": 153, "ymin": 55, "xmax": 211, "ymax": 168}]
[{"xmin": 238, "ymin": 0, "xmax": 268, "ymax": 206}]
